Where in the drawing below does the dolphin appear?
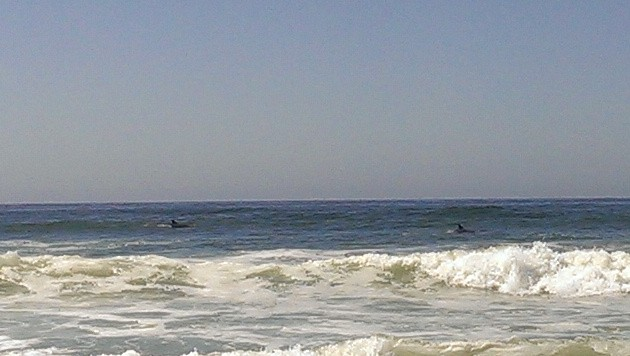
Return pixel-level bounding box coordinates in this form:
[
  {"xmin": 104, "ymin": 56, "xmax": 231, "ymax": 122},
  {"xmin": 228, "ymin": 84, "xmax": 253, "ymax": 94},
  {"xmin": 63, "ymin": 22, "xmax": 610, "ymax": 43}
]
[
  {"xmin": 170, "ymin": 219, "xmax": 190, "ymax": 228},
  {"xmin": 455, "ymin": 224, "xmax": 474, "ymax": 234}
]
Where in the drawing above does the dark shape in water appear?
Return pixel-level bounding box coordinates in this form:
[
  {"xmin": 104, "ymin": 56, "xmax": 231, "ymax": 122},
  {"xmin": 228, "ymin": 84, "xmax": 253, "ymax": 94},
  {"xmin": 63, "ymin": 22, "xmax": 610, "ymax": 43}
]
[
  {"xmin": 170, "ymin": 219, "xmax": 190, "ymax": 229},
  {"xmin": 456, "ymin": 223, "xmax": 474, "ymax": 234}
]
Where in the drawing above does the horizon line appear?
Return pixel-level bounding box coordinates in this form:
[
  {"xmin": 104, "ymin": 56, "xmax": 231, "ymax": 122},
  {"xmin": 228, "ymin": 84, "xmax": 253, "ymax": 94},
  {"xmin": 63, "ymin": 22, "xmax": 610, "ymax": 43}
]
[{"xmin": 2, "ymin": 195, "xmax": 629, "ymax": 205}]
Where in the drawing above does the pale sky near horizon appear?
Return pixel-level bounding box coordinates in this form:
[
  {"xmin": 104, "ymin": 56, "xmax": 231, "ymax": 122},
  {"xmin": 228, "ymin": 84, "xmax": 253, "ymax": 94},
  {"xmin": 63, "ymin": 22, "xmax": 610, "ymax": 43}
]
[{"xmin": 1, "ymin": 1, "xmax": 629, "ymax": 203}]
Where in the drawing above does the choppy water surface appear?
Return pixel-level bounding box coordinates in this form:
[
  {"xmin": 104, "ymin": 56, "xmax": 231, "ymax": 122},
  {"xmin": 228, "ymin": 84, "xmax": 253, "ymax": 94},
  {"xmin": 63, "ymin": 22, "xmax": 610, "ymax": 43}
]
[{"xmin": 0, "ymin": 199, "xmax": 629, "ymax": 355}]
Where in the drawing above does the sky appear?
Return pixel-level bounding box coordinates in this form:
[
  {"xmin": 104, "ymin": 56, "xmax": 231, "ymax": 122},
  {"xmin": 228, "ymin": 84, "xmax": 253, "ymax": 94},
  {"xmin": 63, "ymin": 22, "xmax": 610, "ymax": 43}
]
[{"xmin": 1, "ymin": 1, "xmax": 629, "ymax": 203}]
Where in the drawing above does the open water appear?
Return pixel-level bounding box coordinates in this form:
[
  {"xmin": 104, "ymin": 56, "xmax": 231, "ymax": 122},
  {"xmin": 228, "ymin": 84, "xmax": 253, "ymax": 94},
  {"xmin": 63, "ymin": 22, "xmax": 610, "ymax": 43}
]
[{"xmin": 0, "ymin": 199, "xmax": 629, "ymax": 355}]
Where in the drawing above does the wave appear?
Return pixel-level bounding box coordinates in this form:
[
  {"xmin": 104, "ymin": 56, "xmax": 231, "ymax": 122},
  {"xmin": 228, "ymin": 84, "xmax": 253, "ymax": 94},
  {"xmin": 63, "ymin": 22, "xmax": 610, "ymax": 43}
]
[
  {"xmin": 312, "ymin": 242, "xmax": 630, "ymax": 297},
  {"xmin": 234, "ymin": 242, "xmax": 630, "ymax": 297},
  {"xmin": 0, "ymin": 242, "xmax": 628, "ymax": 300},
  {"xmin": 4, "ymin": 336, "xmax": 629, "ymax": 356},
  {"xmin": 212, "ymin": 336, "xmax": 630, "ymax": 356}
]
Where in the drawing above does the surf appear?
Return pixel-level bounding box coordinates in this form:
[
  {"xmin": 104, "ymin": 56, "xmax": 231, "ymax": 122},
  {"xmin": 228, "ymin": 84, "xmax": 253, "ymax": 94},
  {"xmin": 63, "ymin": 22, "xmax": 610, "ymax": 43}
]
[{"xmin": 1, "ymin": 242, "xmax": 628, "ymax": 299}]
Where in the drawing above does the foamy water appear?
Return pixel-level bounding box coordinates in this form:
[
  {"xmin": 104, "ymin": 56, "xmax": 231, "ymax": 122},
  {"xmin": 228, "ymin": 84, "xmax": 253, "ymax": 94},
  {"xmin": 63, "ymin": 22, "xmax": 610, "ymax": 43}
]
[{"xmin": 3, "ymin": 242, "xmax": 627, "ymax": 299}]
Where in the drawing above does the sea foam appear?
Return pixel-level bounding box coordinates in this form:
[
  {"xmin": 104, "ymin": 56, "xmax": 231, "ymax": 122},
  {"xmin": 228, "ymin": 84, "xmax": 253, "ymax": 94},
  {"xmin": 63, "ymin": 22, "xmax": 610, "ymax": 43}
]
[
  {"xmin": 1, "ymin": 243, "xmax": 628, "ymax": 300},
  {"xmin": 89, "ymin": 336, "xmax": 630, "ymax": 356},
  {"xmin": 309, "ymin": 242, "xmax": 630, "ymax": 296}
]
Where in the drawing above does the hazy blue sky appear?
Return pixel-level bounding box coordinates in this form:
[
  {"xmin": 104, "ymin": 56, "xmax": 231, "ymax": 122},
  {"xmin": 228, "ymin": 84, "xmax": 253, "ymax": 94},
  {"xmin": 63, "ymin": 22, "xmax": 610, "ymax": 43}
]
[{"xmin": 1, "ymin": 1, "xmax": 629, "ymax": 202}]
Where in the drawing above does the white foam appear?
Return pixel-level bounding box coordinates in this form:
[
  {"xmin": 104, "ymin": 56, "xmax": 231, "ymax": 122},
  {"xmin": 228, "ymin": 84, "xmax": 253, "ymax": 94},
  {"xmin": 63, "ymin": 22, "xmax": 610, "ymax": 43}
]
[
  {"xmin": 304, "ymin": 242, "xmax": 630, "ymax": 297},
  {"xmin": 0, "ymin": 336, "xmax": 33, "ymax": 352},
  {"xmin": 421, "ymin": 242, "xmax": 629, "ymax": 296},
  {"xmin": 0, "ymin": 252, "xmax": 22, "ymax": 268},
  {"xmin": 216, "ymin": 336, "xmax": 393, "ymax": 356},
  {"xmin": 0, "ymin": 336, "xmax": 65, "ymax": 356},
  {"xmin": 94, "ymin": 350, "xmax": 199, "ymax": 356},
  {"xmin": 207, "ymin": 336, "xmax": 630, "ymax": 356},
  {"xmin": 2, "ymin": 336, "xmax": 630, "ymax": 356},
  {"xmin": 1, "ymin": 243, "xmax": 628, "ymax": 302},
  {"xmin": 96, "ymin": 351, "xmax": 142, "ymax": 356}
]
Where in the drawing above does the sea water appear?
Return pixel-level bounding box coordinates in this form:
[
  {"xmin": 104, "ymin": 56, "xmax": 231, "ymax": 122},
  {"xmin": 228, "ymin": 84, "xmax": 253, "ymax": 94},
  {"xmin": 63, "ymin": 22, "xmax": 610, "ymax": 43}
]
[{"xmin": 0, "ymin": 199, "xmax": 628, "ymax": 355}]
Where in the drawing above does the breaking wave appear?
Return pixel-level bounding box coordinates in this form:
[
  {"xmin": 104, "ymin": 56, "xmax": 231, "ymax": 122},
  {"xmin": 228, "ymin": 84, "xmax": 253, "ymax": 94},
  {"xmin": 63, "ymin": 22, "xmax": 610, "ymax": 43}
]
[
  {"xmin": 0, "ymin": 242, "xmax": 628, "ymax": 299},
  {"xmin": 4, "ymin": 336, "xmax": 629, "ymax": 356},
  {"xmin": 310, "ymin": 241, "xmax": 630, "ymax": 297},
  {"xmin": 212, "ymin": 336, "xmax": 630, "ymax": 356}
]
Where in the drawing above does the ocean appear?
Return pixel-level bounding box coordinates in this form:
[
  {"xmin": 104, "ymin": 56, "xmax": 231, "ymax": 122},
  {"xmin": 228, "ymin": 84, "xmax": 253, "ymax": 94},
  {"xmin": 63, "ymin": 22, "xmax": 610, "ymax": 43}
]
[{"xmin": 0, "ymin": 199, "xmax": 628, "ymax": 355}]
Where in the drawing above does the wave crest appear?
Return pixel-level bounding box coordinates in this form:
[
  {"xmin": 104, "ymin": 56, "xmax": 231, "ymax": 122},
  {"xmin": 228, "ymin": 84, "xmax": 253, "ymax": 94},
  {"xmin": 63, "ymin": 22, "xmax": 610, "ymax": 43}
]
[
  {"xmin": 98, "ymin": 336, "xmax": 630, "ymax": 356},
  {"xmin": 309, "ymin": 242, "xmax": 630, "ymax": 296},
  {"xmin": 1, "ymin": 243, "xmax": 628, "ymax": 299}
]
